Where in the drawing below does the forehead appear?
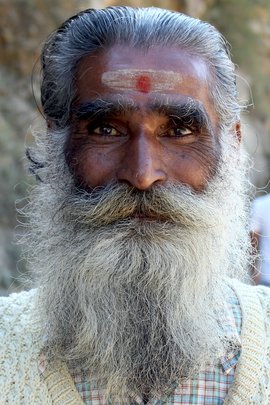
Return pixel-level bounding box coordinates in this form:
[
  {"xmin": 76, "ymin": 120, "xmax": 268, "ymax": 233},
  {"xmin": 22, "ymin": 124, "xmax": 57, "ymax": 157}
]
[{"xmin": 75, "ymin": 45, "xmax": 218, "ymax": 126}]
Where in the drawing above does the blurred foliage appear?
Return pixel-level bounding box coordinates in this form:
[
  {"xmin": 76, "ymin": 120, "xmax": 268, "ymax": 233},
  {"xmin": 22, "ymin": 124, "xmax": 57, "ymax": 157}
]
[
  {"xmin": 204, "ymin": 0, "xmax": 270, "ymax": 120},
  {"xmin": 206, "ymin": 0, "xmax": 261, "ymax": 66}
]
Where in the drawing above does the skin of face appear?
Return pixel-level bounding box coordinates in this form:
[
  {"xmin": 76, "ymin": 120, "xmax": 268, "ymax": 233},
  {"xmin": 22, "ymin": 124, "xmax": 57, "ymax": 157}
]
[{"xmin": 68, "ymin": 45, "xmax": 227, "ymax": 192}]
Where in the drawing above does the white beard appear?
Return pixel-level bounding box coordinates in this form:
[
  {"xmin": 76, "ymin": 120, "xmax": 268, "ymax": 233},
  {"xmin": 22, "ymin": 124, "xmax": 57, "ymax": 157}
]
[{"xmin": 22, "ymin": 128, "xmax": 252, "ymax": 403}]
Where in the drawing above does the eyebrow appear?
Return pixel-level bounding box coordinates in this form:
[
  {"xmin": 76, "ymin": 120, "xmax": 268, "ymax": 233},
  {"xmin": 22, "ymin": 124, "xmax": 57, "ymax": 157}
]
[
  {"xmin": 149, "ymin": 99, "xmax": 211, "ymax": 129},
  {"xmin": 72, "ymin": 97, "xmax": 212, "ymax": 130},
  {"xmin": 72, "ymin": 98, "xmax": 138, "ymax": 119}
]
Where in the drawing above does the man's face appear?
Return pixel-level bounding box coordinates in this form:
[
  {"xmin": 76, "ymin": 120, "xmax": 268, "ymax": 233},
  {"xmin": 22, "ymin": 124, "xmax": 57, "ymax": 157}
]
[{"xmin": 69, "ymin": 45, "xmax": 221, "ymax": 192}]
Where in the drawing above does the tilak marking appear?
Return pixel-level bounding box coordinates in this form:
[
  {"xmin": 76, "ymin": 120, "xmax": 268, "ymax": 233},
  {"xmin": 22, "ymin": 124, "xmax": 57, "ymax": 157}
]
[{"xmin": 102, "ymin": 69, "xmax": 182, "ymax": 93}]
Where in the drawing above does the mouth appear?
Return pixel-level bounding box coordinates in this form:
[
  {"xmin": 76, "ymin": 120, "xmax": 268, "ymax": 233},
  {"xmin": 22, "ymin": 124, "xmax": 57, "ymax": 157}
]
[
  {"xmin": 130, "ymin": 212, "xmax": 169, "ymax": 222},
  {"xmin": 133, "ymin": 214, "xmax": 155, "ymax": 221}
]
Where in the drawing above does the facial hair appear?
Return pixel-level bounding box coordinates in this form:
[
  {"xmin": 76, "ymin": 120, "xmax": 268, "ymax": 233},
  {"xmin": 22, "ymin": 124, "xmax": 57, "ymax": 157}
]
[{"xmin": 21, "ymin": 128, "xmax": 252, "ymax": 403}]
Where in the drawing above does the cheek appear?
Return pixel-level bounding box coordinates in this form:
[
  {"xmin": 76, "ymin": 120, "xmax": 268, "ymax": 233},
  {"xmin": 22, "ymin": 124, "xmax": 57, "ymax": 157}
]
[
  {"xmin": 165, "ymin": 141, "xmax": 220, "ymax": 190},
  {"xmin": 168, "ymin": 154, "xmax": 206, "ymax": 189},
  {"xmin": 68, "ymin": 146, "xmax": 118, "ymax": 188}
]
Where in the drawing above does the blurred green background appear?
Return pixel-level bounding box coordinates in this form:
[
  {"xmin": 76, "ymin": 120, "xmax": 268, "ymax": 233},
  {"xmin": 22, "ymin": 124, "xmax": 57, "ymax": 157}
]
[{"xmin": 1, "ymin": 0, "xmax": 270, "ymax": 294}]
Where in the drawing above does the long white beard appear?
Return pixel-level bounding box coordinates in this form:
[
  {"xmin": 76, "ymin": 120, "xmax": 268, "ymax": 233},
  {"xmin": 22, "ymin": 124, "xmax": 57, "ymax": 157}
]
[{"xmin": 22, "ymin": 128, "xmax": 252, "ymax": 403}]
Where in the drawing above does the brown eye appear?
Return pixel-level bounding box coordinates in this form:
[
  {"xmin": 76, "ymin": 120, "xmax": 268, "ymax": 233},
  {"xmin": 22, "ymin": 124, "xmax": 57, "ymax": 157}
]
[
  {"xmin": 167, "ymin": 126, "xmax": 193, "ymax": 137},
  {"xmin": 91, "ymin": 125, "xmax": 121, "ymax": 136}
]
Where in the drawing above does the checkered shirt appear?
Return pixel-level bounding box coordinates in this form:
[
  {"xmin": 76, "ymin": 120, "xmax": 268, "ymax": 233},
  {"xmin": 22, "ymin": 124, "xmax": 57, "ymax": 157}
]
[{"xmin": 70, "ymin": 287, "xmax": 242, "ymax": 405}]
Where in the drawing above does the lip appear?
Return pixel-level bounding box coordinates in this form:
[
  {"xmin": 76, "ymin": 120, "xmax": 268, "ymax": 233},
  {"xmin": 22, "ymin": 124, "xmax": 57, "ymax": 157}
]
[
  {"xmin": 131, "ymin": 213, "xmax": 167, "ymax": 222},
  {"xmin": 133, "ymin": 213, "xmax": 154, "ymax": 220}
]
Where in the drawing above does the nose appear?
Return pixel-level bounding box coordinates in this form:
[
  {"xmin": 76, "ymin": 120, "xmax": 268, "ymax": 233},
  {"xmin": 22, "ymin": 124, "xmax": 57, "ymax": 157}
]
[{"xmin": 117, "ymin": 134, "xmax": 167, "ymax": 190}]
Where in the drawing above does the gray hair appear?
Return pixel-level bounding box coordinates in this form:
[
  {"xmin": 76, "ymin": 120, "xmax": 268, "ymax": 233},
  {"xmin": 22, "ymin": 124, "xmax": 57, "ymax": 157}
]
[{"xmin": 41, "ymin": 7, "xmax": 240, "ymax": 131}]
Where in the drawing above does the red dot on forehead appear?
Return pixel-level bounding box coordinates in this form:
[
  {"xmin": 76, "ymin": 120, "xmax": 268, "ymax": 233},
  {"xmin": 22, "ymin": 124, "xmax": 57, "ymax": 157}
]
[{"xmin": 136, "ymin": 75, "xmax": 151, "ymax": 93}]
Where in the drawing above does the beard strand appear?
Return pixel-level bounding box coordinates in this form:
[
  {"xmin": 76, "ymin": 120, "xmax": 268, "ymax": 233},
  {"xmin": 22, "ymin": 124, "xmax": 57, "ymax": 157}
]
[{"xmin": 20, "ymin": 127, "xmax": 252, "ymax": 403}]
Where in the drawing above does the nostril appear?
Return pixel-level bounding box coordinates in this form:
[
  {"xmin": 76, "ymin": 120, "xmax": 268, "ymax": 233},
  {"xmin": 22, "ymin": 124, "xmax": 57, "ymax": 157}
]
[{"xmin": 118, "ymin": 177, "xmax": 134, "ymax": 187}]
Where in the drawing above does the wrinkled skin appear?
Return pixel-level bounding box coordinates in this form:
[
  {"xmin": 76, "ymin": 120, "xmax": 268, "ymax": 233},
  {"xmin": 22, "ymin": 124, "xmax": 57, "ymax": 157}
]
[{"xmin": 68, "ymin": 45, "xmax": 226, "ymax": 192}]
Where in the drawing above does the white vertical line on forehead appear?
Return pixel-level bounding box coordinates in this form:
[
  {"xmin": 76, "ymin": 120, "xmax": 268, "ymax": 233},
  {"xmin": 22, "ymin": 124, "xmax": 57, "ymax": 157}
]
[{"xmin": 101, "ymin": 69, "xmax": 183, "ymax": 93}]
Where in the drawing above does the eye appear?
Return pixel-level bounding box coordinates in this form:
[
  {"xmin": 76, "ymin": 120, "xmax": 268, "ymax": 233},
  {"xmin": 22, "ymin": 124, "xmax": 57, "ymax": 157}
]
[
  {"xmin": 90, "ymin": 124, "xmax": 122, "ymax": 137},
  {"xmin": 165, "ymin": 126, "xmax": 193, "ymax": 137}
]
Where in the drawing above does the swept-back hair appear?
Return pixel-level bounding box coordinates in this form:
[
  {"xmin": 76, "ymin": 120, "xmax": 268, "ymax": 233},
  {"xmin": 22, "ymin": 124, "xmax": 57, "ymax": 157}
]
[{"xmin": 41, "ymin": 6, "xmax": 240, "ymax": 130}]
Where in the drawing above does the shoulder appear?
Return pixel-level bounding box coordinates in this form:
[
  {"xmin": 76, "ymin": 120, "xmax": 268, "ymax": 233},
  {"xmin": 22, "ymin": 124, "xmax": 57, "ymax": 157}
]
[
  {"xmin": 231, "ymin": 279, "xmax": 270, "ymax": 308},
  {"xmin": 0, "ymin": 287, "xmax": 42, "ymax": 353},
  {"xmin": 0, "ymin": 287, "xmax": 37, "ymax": 313},
  {"xmin": 226, "ymin": 280, "xmax": 270, "ymax": 402},
  {"xmin": 0, "ymin": 289, "xmax": 49, "ymax": 403},
  {"xmin": 0, "ymin": 288, "xmax": 39, "ymax": 336},
  {"xmin": 230, "ymin": 280, "xmax": 270, "ymax": 339}
]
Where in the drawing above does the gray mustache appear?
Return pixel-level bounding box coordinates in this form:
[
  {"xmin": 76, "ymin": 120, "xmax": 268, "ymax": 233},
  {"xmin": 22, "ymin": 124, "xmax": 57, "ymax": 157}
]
[{"xmin": 59, "ymin": 182, "xmax": 219, "ymax": 228}]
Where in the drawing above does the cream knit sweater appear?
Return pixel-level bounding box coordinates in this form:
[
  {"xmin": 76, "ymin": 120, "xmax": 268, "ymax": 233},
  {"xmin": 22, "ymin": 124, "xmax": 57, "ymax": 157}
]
[{"xmin": 1, "ymin": 280, "xmax": 270, "ymax": 405}]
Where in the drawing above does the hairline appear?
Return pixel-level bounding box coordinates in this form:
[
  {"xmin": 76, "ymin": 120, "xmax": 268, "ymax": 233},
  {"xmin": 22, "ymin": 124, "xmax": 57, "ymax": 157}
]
[{"xmin": 40, "ymin": 7, "xmax": 241, "ymax": 132}]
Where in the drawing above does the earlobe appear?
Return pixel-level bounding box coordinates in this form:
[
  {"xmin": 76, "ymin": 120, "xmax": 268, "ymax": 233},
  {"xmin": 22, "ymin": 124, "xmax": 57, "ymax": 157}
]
[
  {"xmin": 234, "ymin": 121, "xmax": 242, "ymax": 143},
  {"xmin": 47, "ymin": 120, "xmax": 53, "ymax": 130}
]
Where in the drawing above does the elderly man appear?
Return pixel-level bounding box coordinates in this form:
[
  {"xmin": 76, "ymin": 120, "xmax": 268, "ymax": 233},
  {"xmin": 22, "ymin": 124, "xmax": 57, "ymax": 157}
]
[{"xmin": 1, "ymin": 6, "xmax": 270, "ymax": 404}]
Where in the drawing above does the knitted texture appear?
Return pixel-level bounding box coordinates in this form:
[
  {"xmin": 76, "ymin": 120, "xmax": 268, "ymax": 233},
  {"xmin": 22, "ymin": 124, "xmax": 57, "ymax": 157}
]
[
  {"xmin": 0, "ymin": 290, "xmax": 52, "ymax": 405},
  {"xmin": 1, "ymin": 281, "xmax": 270, "ymax": 405},
  {"xmin": 223, "ymin": 282, "xmax": 270, "ymax": 405}
]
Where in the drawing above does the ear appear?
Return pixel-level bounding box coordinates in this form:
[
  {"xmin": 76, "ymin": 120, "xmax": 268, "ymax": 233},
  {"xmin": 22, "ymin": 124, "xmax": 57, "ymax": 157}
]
[
  {"xmin": 233, "ymin": 121, "xmax": 242, "ymax": 143},
  {"xmin": 46, "ymin": 119, "xmax": 53, "ymax": 130}
]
